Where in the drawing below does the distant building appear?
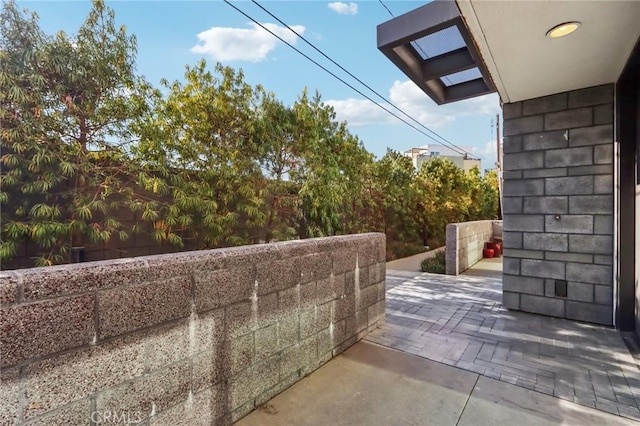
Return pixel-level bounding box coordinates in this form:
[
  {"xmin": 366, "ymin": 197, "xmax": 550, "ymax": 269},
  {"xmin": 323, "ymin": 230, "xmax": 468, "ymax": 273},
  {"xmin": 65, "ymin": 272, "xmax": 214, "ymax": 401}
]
[{"xmin": 403, "ymin": 144, "xmax": 481, "ymax": 173}]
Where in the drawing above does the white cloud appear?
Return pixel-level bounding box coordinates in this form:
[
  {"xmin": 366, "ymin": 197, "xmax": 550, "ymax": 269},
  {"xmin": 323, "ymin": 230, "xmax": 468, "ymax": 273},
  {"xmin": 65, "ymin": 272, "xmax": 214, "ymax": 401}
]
[
  {"xmin": 190, "ymin": 22, "xmax": 305, "ymax": 62},
  {"xmin": 327, "ymin": 2, "xmax": 358, "ymax": 15},
  {"xmin": 455, "ymin": 93, "xmax": 502, "ymax": 116},
  {"xmin": 325, "ymin": 98, "xmax": 388, "ymax": 127},
  {"xmin": 472, "ymin": 140, "xmax": 499, "ymax": 168},
  {"xmin": 327, "ymin": 80, "xmax": 500, "ymax": 128},
  {"xmin": 472, "ymin": 140, "xmax": 497, "ymax": 158}
]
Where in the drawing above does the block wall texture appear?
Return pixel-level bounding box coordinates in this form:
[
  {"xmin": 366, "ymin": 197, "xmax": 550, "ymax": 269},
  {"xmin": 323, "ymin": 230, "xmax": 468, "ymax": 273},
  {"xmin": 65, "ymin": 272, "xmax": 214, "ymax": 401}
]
[
  {"xmin": 493, "ymin": 221, "xmax": 504, "ymax": 241},
  {"xmin": 502, "ymin": 84, "xmax": 614, "ymax": 325},
  {"xmin": 0, "ymin": 233, "xmax": 386, "ymax": 425},
  {"xmin": 446, "ymin": 220, "xmax": 502, "ymax": 275}
]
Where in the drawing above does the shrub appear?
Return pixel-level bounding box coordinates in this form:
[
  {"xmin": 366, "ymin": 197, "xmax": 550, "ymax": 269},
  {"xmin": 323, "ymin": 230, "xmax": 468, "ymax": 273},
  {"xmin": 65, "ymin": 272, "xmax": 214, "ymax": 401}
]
[
  {"xmin": 386, "ymin": 241, "xmax": 428, "ymax": 261},
  {"xmin": 420, "ymin": 250, "xmax": 446, "ymax": 274}
]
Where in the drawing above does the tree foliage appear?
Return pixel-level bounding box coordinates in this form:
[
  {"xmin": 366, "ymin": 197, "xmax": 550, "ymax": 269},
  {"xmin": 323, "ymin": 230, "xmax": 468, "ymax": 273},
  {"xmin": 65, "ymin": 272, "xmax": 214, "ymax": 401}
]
[
  {"xmin": 1, "ymin": 0, "xmax": 145, "ymax": 266},
  {"xmin": 0, "ymin": 1, "xmax": 500, "ymax": 268},
  {"xmin": 133, "ymin": 60, "xmax": 264, "ymax": 248},
  {"xmin": 292, "ymin": 90, "xmax": 375, "ymax": 238},
  {"xmin": 254, "ymin": 92, "xmax": 303, "ymax": 242},
  {"xmin": 415, "ymin": 157, "xmax": 469, "ymax": 246},
  {"xmin": 373, "ymin": 150, "xmax": 421, "ymax": 254},
  {"xmin": 413, "ymin": 157, "xmax": 499, "ymax": 248}
]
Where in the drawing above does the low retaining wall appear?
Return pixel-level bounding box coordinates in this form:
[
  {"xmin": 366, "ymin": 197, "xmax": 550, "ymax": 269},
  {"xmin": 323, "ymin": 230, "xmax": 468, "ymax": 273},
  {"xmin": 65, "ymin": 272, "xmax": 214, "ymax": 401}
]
[
  {"xmin": 445, "ymin": 220, "xmax": 502, "ymax": 275},
  {"xmin": 0, "ymin": 233, "xmax": 386, "ymax": 425}
]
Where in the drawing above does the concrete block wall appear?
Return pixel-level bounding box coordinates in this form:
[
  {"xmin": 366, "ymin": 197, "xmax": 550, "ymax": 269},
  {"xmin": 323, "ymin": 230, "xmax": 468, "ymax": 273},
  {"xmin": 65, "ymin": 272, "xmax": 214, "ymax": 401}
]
[
  {"xmin": 493, "ymin": 221, "xmax": 503, "ymax": 241},
  {"xmin": 502, "ymin": 84, "xmax": 614, "ymax": 325},
  {"xmin": 446, "ymin": 220, "xmax": 502, "ymax": 275},
  {"xmin": 0, "ymin": 233, "xmax": 386, "ymax": 425}
]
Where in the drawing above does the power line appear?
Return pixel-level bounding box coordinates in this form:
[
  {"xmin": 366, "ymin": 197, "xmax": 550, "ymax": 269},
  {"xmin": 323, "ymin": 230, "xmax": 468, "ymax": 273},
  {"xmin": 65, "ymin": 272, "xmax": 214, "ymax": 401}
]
[
  {"xmin": 222, "ymin": 0, "xmax": 464, "ymax": 151},
  {"xmin": 250, "ymin": 0, "xmax": 474, "ymax": 158},
  {"xmin": 378, "ymin": 0, "xmax": 394, "ymax": 18}
]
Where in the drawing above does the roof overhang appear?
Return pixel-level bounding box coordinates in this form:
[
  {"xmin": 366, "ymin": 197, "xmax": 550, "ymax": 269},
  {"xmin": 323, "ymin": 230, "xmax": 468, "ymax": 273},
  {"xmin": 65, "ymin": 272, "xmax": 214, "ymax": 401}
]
[
  {"xmin": 457, "ymin": 0, "xmax": 640, "ymax": 103},
  {"xmin": 377, "ymin": 0, "xmax": 495, "ymax": 105},
  {"xmin": 379, "ymin": 1, "xmax": 640, "ymax": 105}
]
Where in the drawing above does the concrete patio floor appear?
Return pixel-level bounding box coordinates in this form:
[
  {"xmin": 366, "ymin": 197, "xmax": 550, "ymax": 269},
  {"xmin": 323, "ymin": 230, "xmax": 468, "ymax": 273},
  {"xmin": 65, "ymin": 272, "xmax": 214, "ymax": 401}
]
[
  {"xmin": 366, "ymin": 263, "xmax": 640, "ymax": 422},
  {"xmin": 238, "ymin": 258, "xmax": 640, "ymax": 425},
  {"xmin": 238, "ymin": 341, "xmax": 637, "ymax": 426}
]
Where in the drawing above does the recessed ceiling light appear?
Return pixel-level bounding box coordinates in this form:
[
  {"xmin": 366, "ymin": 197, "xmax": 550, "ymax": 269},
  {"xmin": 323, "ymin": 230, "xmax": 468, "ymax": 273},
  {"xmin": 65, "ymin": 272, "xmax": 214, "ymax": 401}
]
[{"xmin": 546, "ymin": 22, "xmax": 581, "ymax": 38}]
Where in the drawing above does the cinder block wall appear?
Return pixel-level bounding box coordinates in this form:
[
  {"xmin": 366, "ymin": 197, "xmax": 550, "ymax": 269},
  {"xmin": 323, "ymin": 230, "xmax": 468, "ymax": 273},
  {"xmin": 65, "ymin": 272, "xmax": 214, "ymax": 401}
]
[
  {"xmin": 502, "ymin": 84, "xmax": 614, "ymax": 325},
  {"xmin": 446, "ymin": 220, "xmax": 501, "ymax": 275},
  {"xmin": 0, "ymin": 234, "xmax": 386, "ymax": 425},
  {"xmin": 492, "ymin": 221, "xmax": 503, "ymax": 241}
]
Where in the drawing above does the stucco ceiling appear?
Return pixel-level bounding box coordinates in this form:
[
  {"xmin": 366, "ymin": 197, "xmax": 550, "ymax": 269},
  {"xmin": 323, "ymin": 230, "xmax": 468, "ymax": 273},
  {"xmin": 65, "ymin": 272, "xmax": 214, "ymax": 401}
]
[{"xmin": 457, "ymin": 0, "xmax": 640, "ymax": 103}]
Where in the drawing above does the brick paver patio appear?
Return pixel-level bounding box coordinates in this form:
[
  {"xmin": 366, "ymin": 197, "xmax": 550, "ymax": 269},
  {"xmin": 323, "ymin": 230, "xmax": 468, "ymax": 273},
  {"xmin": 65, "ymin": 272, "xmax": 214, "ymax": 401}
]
[{"xmin": 365, "ymin": 269, "xmax": 640, "ymax": 421}]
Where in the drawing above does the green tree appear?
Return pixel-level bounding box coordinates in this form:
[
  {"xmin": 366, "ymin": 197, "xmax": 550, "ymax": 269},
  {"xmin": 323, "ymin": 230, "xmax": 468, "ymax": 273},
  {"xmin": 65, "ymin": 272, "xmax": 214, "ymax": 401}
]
[
  {"xmin": 375, "ymin": 150, "xmax": 422, "ymax": 252},
  {"xmin": 464, "ymin": 166, "xmax": 499, "ymax": 221},
  {"xmin": 255, "ymin": 88, "xmax": 377, "ymax": 240},
  {"xmin": 479, "ymin": 168, "xmax": 500, "ymax": 219},
  {"xmin": 1, "ymin": 0, "xmax": 144, "ymax": 266},
  {"xmin": 293, "ymin": 90, "xmax": 347, "ymax": 237},
  {"xmin": 292, "ymin": 90, "xmax": 377, "ymax": 238},
  {"xmin": 254, "ymin": 91, "xmax": 303, "ymax": 242},
  {"xmin": 0, "ymin": 0, "xmax": 496, "ymax": 268},
  {"xmin": 339, "ymin": 138, "xmax": 379, "ymax": 235},
  {"xmin": 414, "ymin": 157, "xmax": 470, "ymax": 247},
  {"xmin": 464, "ymin": 166, "xmax": 485, "ymax": 221},
  {"xmin": 133, "ymin": 60, "xmax": 264, "ymax": 248}
]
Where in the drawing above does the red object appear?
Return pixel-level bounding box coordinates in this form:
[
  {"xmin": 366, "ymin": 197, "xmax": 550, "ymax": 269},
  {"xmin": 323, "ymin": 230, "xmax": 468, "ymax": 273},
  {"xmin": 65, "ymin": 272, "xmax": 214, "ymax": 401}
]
[
  {"xmin": 483, "ymin": 248, "xmax": 495, "ymax": 258},
  {"xmin": 487, "ymin": 242, "xmax": 502, "ymax": 257}
]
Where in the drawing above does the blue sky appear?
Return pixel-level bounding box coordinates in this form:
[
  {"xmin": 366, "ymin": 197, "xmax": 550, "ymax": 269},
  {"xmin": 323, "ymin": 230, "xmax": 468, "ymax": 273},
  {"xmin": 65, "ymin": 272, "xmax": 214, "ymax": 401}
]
[{"xmin": 20, "ymin": 0, "xmax": 501, "ymax": 167}]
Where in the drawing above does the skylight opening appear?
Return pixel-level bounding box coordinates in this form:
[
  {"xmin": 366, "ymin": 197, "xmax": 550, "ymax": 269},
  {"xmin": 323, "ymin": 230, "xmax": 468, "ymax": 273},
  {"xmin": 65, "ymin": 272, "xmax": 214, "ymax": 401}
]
[
  {"xmin": 441, "ymin": 68, "xmax": 483, "ymax": 87},
  {"xmin": 410, "ymin": 26, "xmax": 466, "ymax": 60}
]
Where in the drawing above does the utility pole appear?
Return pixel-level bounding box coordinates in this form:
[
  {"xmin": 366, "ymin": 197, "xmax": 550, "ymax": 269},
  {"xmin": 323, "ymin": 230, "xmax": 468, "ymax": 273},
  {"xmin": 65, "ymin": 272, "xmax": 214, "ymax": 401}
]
[
  {"xmin": 496, "ymin": 113, "xmax": 501, "ymax": 169},
  {"xmin": 496, "ymin": 113, "xmax": 503, "ymax": 220}
]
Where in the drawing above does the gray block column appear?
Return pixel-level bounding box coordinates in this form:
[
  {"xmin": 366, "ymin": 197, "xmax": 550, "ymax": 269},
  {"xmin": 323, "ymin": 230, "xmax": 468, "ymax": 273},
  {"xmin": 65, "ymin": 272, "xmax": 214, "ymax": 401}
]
[{"xmin": 501, "ymin": 84, "xmax": 614, "ymax": 325}]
